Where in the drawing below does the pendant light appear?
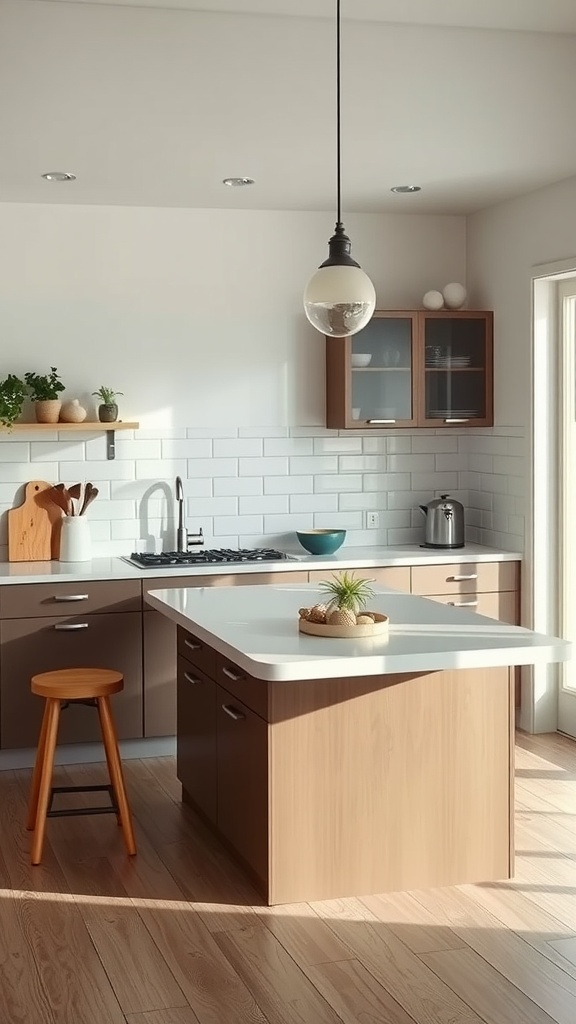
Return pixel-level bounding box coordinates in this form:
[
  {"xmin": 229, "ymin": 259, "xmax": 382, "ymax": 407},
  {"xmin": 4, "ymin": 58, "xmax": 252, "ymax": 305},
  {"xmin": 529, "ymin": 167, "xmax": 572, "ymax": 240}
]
[{"xmin": 303, "ymin": 0, "xmax": 376, "ymax": 338}]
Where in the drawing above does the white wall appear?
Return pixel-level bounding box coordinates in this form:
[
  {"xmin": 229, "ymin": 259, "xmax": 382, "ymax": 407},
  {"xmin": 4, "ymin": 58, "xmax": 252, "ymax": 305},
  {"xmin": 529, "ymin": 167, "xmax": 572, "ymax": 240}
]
[{"xmin": 0, "ymin": 202, "xmax": 469, "ymax": 556}]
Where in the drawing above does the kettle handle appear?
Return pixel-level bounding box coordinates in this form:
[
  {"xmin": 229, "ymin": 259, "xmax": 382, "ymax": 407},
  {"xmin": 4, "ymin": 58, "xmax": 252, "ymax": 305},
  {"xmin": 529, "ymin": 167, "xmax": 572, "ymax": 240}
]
[{"xmin": 418, "ymin": 505, "xmax": 428, "ymax": 516}]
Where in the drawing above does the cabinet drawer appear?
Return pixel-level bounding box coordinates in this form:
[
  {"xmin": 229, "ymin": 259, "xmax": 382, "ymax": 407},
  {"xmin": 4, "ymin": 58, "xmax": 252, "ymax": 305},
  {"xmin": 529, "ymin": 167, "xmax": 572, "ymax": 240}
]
[
  {"xmin": 143, "ymin": 570, "xmax": 308, "ymax": 595},
  {"xmin": 411, "ymin": 561, "xmax": 518, "ymax": 596},
  {"xmin": 1, "ymin": 580, "xmax": 141, "ymax": 618},
  {"xmin": 216, "ymin": 655, "xmax": 268, "ymax": 721},
  {"xmin": 425, "ymin": 591, "xmax": 518, "ymax": 624},
  {"xmin": 308, "ymin": 566, "xmax": 411, "ymax": 592},
  {"xmin": 177, "ymin": 626, "xmax": 217, "ymax": 679},
  {"xmin": 0, "ymin": 612, "xmax": 143, "ymax": 749}
]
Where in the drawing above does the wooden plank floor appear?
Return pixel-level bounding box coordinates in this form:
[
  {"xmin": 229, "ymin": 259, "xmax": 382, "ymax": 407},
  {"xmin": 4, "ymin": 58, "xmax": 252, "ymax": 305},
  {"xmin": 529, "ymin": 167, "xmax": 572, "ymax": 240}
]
[{"xmin": 1, "ymin": 731, "xmax": 576, "ymax": 1023}]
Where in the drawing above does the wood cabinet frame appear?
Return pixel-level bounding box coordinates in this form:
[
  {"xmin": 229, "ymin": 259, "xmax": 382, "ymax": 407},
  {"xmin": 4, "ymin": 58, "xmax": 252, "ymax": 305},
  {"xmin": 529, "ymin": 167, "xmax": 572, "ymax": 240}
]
[{"xmin": 326, "ymin": 309, "xmax": 493, "ymax": 429}]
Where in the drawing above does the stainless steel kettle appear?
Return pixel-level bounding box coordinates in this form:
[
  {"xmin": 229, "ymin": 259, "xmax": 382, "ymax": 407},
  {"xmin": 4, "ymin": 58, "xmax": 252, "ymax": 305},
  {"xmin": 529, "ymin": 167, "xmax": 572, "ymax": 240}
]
[{"xmin": 418, "ymin": 494, "xmax": 465, "ymax": 549}]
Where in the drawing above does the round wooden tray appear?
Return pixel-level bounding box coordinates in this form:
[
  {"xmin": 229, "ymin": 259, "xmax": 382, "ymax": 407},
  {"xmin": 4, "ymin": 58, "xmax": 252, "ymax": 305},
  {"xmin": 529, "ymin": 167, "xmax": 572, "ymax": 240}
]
[{"xmin": 298, "ymin": 612, "xmax": 389, "ymax": 639}]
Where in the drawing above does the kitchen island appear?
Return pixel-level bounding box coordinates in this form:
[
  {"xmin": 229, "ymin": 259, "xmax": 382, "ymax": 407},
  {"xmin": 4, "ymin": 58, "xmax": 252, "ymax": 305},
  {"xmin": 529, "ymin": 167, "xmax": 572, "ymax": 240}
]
[{"xmin": 146, "ymin": 582, "xmax": 569, "ymax": 904}]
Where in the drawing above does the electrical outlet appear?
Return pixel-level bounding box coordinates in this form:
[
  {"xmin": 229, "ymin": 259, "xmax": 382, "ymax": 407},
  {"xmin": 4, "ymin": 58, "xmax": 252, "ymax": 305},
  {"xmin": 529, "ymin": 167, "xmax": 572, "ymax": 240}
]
[{"xmin": 366, "ymin": 511, "xmax": 380, "ymax": 529}]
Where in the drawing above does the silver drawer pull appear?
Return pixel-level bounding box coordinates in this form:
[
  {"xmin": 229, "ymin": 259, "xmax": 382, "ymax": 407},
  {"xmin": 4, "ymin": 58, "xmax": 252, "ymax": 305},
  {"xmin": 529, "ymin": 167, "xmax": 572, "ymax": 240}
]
[
  {"xmin": 222, "ymin": 665, "xmax": 244, "ymax": 683},
  {"xmin": 53, "ymin": 622, "xmax": 89, "ymax": 631},
  {"xmin": 448, "ymin": 600, "xmax": 478, "ymax": 607},
  {"xmin": 222, "ymin": 703, "xmax": 245, "ymax": 721},
  {"xmin": 184, "ymin": 671, "xmax": 201, "ymax": 685},
  {"xmin": 445, "ymin": 418, "xmax": 469, "ymax": 423},
  {"xmin": 184, "ymin": 638, "xmax": 202, "ymax": 651},
  {"xmin": 448, "ymin": 574, "xmax": 478, "ymax": 581},
  {"xmin": 53, "ymin": 594, "xmax": 89, "ymax": 602},
  {"xmin": 367, "ymin": 419, "xmax": 396, "ymax": 424}
]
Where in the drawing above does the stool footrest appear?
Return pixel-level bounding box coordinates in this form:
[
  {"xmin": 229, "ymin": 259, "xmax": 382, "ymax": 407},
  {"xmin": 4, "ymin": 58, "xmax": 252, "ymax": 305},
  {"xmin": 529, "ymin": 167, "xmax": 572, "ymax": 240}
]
[{"xmin": 47, "ymin": 783, "xmax": 119, "ymax": 819}]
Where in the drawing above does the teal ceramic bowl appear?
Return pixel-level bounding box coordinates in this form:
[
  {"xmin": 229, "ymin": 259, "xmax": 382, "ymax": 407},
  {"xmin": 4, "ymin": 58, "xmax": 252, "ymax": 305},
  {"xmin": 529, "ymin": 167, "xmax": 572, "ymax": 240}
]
[{"xmin": 296, "ymin": 529, "xmax": 346, "ymax": 555}]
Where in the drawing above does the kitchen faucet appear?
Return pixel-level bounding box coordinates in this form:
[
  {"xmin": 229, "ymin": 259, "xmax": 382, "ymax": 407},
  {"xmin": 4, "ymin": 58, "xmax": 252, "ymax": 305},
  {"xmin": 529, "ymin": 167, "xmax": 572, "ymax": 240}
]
[{"xmin": 175, "ymin": 476, "xmax": 204, "ymax": 552}]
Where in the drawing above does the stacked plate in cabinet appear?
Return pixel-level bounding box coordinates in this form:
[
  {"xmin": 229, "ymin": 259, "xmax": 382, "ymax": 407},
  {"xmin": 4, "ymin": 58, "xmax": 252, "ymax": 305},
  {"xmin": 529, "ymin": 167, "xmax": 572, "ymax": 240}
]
[{"xmin": 426, "ymin": 355, "xmax": 472, "ymax": 368}]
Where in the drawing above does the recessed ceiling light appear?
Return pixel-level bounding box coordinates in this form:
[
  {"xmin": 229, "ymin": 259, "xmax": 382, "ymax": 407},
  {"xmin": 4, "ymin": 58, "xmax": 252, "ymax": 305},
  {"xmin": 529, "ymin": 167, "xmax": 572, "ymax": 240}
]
[
  {"xmin": 222, "ymin": 177, "xmax": 255, "ymax": 187},
  {"xmin": 42, "ymin": 171, "xmax": 76, "ymax": 182},
  {"xmin": 390, "ymin": 184, "xmax": 421, "ymax": 194}
]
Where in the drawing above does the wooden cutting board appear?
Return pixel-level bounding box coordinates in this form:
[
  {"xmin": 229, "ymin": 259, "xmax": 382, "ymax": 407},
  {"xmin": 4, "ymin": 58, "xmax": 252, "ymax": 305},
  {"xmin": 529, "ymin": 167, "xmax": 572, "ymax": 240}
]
[{"xmin": 8, "ymin": 481, "xmax": 62, "ymax": 561}]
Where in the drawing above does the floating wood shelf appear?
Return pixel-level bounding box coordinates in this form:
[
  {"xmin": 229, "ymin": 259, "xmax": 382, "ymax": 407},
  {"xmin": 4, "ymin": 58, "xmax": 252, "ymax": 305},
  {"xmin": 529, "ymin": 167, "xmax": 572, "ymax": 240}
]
[{"xmin": 0, "ymin": 422, "xmax": 139, "ymax": 459}]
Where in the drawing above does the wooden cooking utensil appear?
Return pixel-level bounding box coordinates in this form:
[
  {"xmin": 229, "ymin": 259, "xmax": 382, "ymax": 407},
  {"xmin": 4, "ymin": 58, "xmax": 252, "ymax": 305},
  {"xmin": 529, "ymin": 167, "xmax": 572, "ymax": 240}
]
[
  {"xmin": 80, "ymin": 485, "xmax": 99, "ymax": 515},
  {"xmin": 47, "ymin": 485, "xmax": 70, "ymax": 516},
  {"xmin": 8, "ymin": 481, "xmax": 63, "ymax": 561},
  {"xmin": 68, "ymin": 482, "xmax": 83, "ymax": 515}
]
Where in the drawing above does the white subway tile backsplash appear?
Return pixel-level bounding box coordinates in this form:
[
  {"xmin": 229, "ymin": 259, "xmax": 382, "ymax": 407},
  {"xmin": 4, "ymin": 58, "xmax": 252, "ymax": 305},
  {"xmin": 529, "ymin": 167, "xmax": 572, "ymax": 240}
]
[
  {"xmin": 213, "ymin": 515, "xmax": 263, "ymax": 536},
  {"xmin": 189, "ymin": 496, "xmax": 238, "ymax": 517},
  {"xmin": 313, "ymin": 436, "xmax": 363, "ymax": 455},
  {"xmin": 188, "ymin": 457, "xmax": 238, "ymax": 478},
  {"xmin": 240, "ymin": 457, "xmax": 288, "ymax": 476},
  {"xmin": 315, "ymin": 474, "xmax": 362, "ymax": 493},
  {"xmin": 161, "ymin": 438, "xmax": 212, "ymax": 459},
  {"xmin": 215, "ymin": 477, "xmax": 263, "ymax": 497},
  {"xmin": 265, "ymin": 437, "xmax": 314, "ymax": 457},
  {"xmin": 0, "ymin": 442, "xmax": 30, "ymax": 462},
  {"xmin": 388, "ymin": 453, "xmax": 430, "ymax": 473},
  {"xmin": 0, "ymin": 461, "xmax": 59, "ymax": 483},
  {"xmin": 289, "ymin": 456, "xmax": 338, "ymax": 475},
  {"xmin": 214, "ymin": 438, "xmax": 263, "ymax": 458},
  {"xmin": 240, "ymin": 495, "xmax": 288, "ymax": 515},
  {"xmin": 364, "ymin": 473, "xmax": 411, "ymax": 491},
  {"xmin": 265, "ymin": 476, "xmax": 313, "ymax": 495},
  {"xmin": 340, "ymin": 455, "xmax": 387, "ymax": 473},
  {"xmin": 0, "ymin": 424, "xmax": 526, "ymax": 554},
  {"xmin": 289, "ymin": 493, "xmax": 338, "ymax": 514},
  {"xmin": 32, "ymin": 441, "xmax": 86, "ymax": 462}
]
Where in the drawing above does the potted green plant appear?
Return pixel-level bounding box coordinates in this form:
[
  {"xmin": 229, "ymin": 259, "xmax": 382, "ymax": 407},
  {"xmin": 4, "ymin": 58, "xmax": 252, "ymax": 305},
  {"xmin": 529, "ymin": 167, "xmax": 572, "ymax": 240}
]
[
  {"xmin": 24, "ymin": 366, "xmax": 65, "ymax": 423},
  {"xmin": 0, "ymin": 374, "xmax": 27, "ymax": 429},
  {"xmin": 92, "ymin": 386, "xmax": 123, "ymax": 423},
  {"xmin": 319, "ymin": 571, "xmax": 376, "ymax": 625}
]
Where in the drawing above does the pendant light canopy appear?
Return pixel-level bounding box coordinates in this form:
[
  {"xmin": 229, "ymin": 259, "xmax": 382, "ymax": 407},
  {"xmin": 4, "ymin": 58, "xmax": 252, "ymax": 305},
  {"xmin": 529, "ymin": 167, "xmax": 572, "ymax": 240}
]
[{"xmin": 304, "ymin": 0, "xmax": 376, "ymax": 338}]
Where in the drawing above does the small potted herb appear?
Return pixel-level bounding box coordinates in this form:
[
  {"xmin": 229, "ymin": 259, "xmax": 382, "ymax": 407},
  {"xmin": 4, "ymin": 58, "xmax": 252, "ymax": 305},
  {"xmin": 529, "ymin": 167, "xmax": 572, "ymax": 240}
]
[
  {"xmin": 92, "ymin": 386, "xmax": 124, "ymax": 423},
  {"xmin": 24, "ymin": 366, "xmax": 65, "ymax": 423},
  {"xmin": 0, "ymin": 374, "xmax": 27, "ymax": 429}
]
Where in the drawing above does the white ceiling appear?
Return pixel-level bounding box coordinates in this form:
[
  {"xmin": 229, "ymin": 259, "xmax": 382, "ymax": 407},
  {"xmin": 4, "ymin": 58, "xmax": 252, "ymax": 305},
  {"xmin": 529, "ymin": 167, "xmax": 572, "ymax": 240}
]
[
  {"xmin": 3, "ymin": 0, "xmax": 576, "ymax": 214},
  {"xmin": 30, "ymin": 0, "xmax": 576, "ymax": 35}
]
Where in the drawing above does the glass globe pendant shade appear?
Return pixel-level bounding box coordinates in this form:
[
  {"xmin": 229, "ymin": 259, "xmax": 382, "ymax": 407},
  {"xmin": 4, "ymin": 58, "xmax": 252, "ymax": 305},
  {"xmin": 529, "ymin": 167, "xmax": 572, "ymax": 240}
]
[{"xmin": 304, "ymin": 263, "xmax": 376, "ymax": 337}]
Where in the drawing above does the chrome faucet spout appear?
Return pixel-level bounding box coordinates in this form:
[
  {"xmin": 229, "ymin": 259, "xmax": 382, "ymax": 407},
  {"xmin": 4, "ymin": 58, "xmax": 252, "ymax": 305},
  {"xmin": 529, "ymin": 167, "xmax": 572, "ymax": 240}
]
[{"xmin": 175, "ymin": 476, "xmax": 186, "ymax": 551}]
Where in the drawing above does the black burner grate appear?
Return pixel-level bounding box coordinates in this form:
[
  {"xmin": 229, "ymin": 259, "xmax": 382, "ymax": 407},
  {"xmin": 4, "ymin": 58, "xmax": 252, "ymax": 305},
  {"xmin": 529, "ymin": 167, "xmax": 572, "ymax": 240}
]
[{"xmin": 127, "ymin": 548, "xmax": 288, "ymax": 567}]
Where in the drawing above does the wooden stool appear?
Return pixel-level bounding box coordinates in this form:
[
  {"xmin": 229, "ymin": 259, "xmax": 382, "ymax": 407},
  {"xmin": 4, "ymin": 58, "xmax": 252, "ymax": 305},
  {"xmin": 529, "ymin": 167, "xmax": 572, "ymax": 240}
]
[{"xmin": 27, "ymin": 668, "xmax": 137, "ymax": 865}]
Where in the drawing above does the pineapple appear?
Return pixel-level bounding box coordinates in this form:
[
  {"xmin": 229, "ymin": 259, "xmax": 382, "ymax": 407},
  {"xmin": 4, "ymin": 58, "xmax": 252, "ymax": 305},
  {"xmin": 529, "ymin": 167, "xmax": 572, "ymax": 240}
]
[{"xmin": 319, "ymin": 571, "xmax": 376, "ymax": 627}]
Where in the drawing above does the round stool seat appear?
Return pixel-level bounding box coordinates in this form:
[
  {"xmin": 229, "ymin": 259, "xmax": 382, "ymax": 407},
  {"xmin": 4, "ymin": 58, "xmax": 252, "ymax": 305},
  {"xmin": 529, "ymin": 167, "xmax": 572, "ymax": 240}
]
[{"xmin": 31, "ymin": 667, "xmax": 123, "ymax": 701}]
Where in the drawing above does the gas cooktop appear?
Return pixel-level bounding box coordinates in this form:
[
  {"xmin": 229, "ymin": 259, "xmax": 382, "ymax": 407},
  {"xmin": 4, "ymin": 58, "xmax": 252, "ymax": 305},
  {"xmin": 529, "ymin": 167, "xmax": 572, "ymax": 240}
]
[{"xmin": 124, "ymin": 548, "xmax": 289, "ymax": 568}]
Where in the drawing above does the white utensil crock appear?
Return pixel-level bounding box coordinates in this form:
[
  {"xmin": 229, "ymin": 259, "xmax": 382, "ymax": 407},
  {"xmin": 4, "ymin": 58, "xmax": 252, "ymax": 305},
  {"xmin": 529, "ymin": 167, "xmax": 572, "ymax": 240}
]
[{"xmin": 59, "ymin": 516, "xmax": 92, "ymax": 562}]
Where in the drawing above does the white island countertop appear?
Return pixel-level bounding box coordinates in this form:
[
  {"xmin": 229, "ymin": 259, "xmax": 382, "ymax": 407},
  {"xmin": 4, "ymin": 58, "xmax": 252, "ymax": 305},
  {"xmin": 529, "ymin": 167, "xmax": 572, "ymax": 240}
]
[
  {"xmin": 145, "ymin": 583, "xmax": 569, "ymax": 682},
  {"xmin": 0, "ymin": 542, "xmax": 521, "ymax": 586}
]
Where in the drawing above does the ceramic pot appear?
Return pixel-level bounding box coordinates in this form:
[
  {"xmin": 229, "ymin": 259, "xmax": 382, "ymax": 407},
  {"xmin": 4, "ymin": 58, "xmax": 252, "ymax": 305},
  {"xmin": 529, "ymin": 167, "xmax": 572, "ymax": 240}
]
[
  {"xmin": 59, "ymin": 515, "xmax": 91, "ymax": 562},
  {"xmin": 98, "ymin": 403, "xmax": 118, "ymax": 423},
  {"xmin": 60, "ymin": 399, "xmax": 87, "ymax": 423},
  {"xmin": 35, "ymin": 399, "xmax": 61, "ymax": 424}
]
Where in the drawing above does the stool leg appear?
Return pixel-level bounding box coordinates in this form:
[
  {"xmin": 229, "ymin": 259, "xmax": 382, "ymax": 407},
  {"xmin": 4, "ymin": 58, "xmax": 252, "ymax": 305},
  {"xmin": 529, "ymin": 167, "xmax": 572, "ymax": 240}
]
[
  {"xmin": 30, "ymin": 698, "xmax": 61, "ymax": 865},
  {"xmin": 27, "ymin": 700, "xmax": 51, "ymax": 830},
  {"xmin": 97, "ymin": 696, "xmax": 136, "ymax": 856}
]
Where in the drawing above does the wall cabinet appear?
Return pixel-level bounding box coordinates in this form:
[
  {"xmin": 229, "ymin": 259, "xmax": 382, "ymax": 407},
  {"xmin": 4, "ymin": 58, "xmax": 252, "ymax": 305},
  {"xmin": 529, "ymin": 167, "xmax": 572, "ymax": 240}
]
[{"xmin": 326, "ymin": 309, "xmax": 493, "ymax": 429}]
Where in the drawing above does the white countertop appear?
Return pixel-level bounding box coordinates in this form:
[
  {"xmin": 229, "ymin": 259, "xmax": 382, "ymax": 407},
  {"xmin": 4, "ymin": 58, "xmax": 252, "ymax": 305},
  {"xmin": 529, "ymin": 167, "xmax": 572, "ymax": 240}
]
[
  {"xmin": 0, "ymin": 543, "xmax": 521, "ymax": 586},
  {"xmin": 145, "ymin": 583, "xmax": 568, "ymax": 682}
]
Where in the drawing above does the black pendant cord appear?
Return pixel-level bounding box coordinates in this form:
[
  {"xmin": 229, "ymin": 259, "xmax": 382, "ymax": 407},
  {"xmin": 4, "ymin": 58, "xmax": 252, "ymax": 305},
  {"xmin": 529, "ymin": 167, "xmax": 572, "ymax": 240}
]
[
  {"xmin": 336, "ymin": 0, "xmax": 342, "ymax": 230},
  {"xmin": 319, "ymin": 0, "xmax": 359, "ymax": 269}
]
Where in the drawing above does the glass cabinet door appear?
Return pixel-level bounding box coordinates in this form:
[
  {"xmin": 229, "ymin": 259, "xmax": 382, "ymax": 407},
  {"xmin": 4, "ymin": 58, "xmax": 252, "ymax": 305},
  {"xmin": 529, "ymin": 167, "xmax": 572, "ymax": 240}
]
[
  {"xmin": 348, "ymin": 313, "xmax": 417, "ymax": 426},
  {"xmin": 421, "ymin": 312, "xmax": 493, "ymax": 426}
]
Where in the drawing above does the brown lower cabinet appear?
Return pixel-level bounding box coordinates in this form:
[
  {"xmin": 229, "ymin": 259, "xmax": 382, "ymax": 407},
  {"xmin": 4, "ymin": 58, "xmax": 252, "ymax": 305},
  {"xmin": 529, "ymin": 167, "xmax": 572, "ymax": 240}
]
[
  {"xmin": 177, "ymin": 647, "xmax": 268, "ymax": 887},
  {"xmin": 0, "ymin": 612, "xmax": 143, "ymax": 749}
]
